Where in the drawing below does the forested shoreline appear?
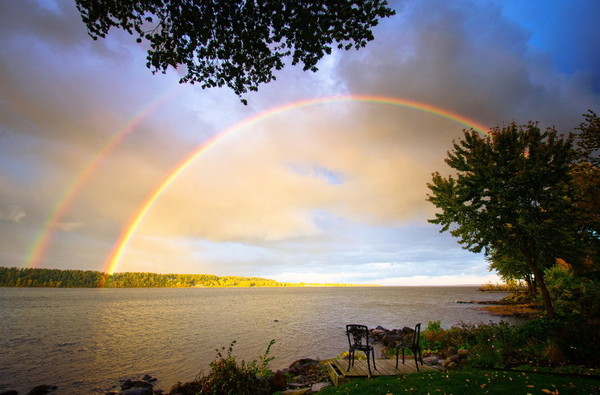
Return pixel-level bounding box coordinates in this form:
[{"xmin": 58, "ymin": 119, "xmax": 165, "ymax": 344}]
[{"xmin": 0, "ymin": 266, "xmax": 314, "ymax": 288}]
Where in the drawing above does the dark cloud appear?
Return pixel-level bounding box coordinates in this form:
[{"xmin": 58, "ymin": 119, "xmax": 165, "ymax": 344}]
[{"xmin": 337, "ymin": 0, "xmax": 599, "ymax": 130}]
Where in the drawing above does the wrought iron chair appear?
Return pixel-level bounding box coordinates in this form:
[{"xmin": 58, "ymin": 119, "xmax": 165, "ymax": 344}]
[
  {"xmin": 346, "ymin": 324, "xmax": 377, "ymax": 375},
  {"xmin": 395, "ymin": 323, "xmax": 423, "ymax": 371}
]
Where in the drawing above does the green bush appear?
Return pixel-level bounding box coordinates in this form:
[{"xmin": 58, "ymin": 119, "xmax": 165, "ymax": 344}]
[
  {"xmin": 544, "ymin": 264, "xmax": 600, "ymax": 320},
  {"xmin": 172, "ymin": 340, "xmax": 276, "ymax": 395}
]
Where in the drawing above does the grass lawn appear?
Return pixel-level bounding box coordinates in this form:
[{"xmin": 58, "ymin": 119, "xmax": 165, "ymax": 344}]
[{"xmin": 318, "ymin": 368, "xmax": 600, "ymax": 394}]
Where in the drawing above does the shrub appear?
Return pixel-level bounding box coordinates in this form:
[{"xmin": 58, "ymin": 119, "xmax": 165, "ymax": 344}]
[
  {"xmin": 544, "ymin": 264, "xmax": 600, "ymax": 320},
  {"xmin": 174, "ymin": 340, "xmax": 276, "ymax": 395}
]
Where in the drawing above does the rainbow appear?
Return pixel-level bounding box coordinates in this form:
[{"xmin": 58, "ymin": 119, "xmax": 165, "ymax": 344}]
[
  {"xmin": 25, "ymin": 87, "xmax": 179, "ymax": 269},
  {"xmin": 103, "ymin": 94, "xmax": 490, "ymax": 275}
]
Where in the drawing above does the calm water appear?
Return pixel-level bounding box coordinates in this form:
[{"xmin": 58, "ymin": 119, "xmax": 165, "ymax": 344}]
[{"xmin": 0, "ymin": 286, "xmax": 519, "ymax": 394}]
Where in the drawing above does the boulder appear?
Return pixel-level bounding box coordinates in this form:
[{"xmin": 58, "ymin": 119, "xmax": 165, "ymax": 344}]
[
  {"xmin": 121, "ymin": 380, "xmax": 153, "ymax": 391},
  {"xmin": 27, "ymin": 385, "xmax": 57, "ymax": 395},
  {"xmin": 119, "ymin": 388, "xmax": 153, "ymax": 395},
  {"xmin": 280, "ymin": 388, "xmax": 311, "ymax": 395},
  {"xmin": 142, "ymin": 374, "xmax": 157, "ymax": 382},
  {"xmin": 270, "ymin": 370, "xmax": 287, "ymax": 391},
  {"xmin": 289, "ymin": 359, "xmax": 319, "ymax": 374},
  {"xmin": 422, "ymin": 356, "xmax": 439, "ymax": 365},
  {"xmin": 311, "ymin": 382, "xmax": 331, "ymax": 392},
  {"xmin": 446, "ymin": 346, "xmax": 458, "ymax": 356},
  {"xmin": 381, "ymin": 332, "xmax": 403, "ymax": 346},
  {"xmin": 442, "ymin": 354, "xmax": 460, "ymax": 367}
]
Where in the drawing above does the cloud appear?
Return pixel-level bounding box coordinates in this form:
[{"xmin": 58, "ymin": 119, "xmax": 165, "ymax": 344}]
[
  {"xmin": 53, "ymin": 222, "xmax": 84, "ymax": 232},
  {"xmin": 0, "ymin": 0, "xmax": 598, "ymax": 282},
  {"xmin": 268, "ymin": 271, "xmax": 501, "ymax": 286},
  {"xmin": 0, "ymin": 205, "xmax": 26, "ymax": 223},
  {"xmin": 336, "ymin": 0, "xmax": 599, "ymax": 129}
]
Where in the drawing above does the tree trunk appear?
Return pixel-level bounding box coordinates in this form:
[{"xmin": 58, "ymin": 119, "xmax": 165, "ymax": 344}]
[{"xmin": 522, "ymin": 250, "xmax": 555, "ymax": 318}]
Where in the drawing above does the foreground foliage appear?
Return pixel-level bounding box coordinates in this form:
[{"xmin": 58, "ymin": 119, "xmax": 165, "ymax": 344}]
[
  {"xmin": 75, "ymin": 0, "xmax": 395, "ymax": 102},
  {"xmin": 170, "ymin": 340, "xmax": 275, "ymax": 395},
  {"xmin": 319, "ymin": 369, "xmax": 600, "ymax": 394}
]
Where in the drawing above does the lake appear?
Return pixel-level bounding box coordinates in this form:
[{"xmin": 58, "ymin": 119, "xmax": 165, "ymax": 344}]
[{"xmin": 0, "ymin": 286, "xmax": 520, "ymax": 394}]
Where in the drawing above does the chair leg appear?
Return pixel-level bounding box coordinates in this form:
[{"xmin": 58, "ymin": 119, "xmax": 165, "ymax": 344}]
[
  {"xmin": 413, "ymin": 347, "xmax": 421, "ymax": 371},
  {"xmin": 414, "ymin": 349, "xmax": 419, "ymax": 371},
  {"xmin": 372, "ymin": 349, "xmax": 377, "ymax": 370},
  {"xmin": 366, "ymin": 352, "xmax": 372, "ymax": 376},
  {"xmin": 347, "ymin": 350, "xmax": 353, "ymax": 372}
]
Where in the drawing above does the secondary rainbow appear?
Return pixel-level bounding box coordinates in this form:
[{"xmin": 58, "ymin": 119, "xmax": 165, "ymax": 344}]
[
  {"xmin": 103, "ymin": 94, "xmax": 490, "ymax": 275},
  {"xmin": 25, "ymin": 87, "xmax": 179, "ymax": 269}
]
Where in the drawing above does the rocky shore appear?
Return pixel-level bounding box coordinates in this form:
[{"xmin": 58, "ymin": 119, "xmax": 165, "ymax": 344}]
[
  {"xmin": 455, "ymin": 294, "xmax": 542, "ymax": 318},
  {"xmin": 0, "ymin": 324, "xmax": 462, "ymax": 395}
]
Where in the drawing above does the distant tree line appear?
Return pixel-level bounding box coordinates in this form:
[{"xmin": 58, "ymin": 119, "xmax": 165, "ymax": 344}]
[{"xmin": 0, "ymin": 267, "xmax": 297, "ymax": 288}]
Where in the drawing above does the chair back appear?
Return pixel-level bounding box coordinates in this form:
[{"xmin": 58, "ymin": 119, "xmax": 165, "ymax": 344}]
[
  {"xmin": 346, "ymin": 324, "xmax": 369, "ymax": 348},
  {"xmin": 412, "ymin": 323, "xmax": 421, "ymax": 347}
]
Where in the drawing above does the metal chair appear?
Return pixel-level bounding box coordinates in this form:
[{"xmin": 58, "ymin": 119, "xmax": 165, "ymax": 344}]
[
  {"xmin": 346, "ymin": 324, "xmax": 377, "ymax": 375},
  {"xmin": 395, "ymin": 323, "xmax": 423, "ymax": 371}
]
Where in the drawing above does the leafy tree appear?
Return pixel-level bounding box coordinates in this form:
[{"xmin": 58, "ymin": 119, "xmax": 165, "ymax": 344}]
[
  {"xmin": 569, "ymin": 110, "xmax": 600, "ymax": 272},
  {"xmin": 427, "ymin": 122, "xmax": 581, "ymax": 317},
  {"xmin": 487, "ymin": 248, "xmax": 536, "ymax": 296},
  {"xmin": 574, "ymin": 110, "xmax": 600, "ymax": 167},
  {"xmin": 75, "ymin": 0, "xmax": 395, "ymax": 103}
]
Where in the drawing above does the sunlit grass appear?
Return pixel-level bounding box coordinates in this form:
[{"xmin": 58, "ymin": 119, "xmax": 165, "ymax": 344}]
[{"xmin": 318, "ymin": 368, "xmax": 600, "ymax": 394}]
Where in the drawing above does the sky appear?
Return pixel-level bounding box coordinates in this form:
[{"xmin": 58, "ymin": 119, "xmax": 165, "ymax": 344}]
[{"xmin": 1, "ymin": 0, "xmax": 599, "ymax": 285}]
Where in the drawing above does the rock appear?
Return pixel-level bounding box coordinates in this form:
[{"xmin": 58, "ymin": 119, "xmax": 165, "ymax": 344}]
[
  {"xmin": 422, "ymin": 356, "xmax": 439, "ymax": 365},
  {"xmin": 119, "ymin": 389, "xmax": 153, "ymax": 395},
  {"xmin": 442, "ymin": 354, "xmax": 460, "ymax": 367},
  {"xmin": 447, "ymin": 346, "xmax": 458, "ymax": 356},
  {"xmin": 446, "ymin": 362, "xmax": 458, "ymax": 369},
  {"xmin": 311, "ymin": 382, "xmax": 331, "ymax": 392},
  {"xmin": 280, "ymin": 388, "xmax": 311, "ymax": 395},
  {"xmin": 1, "ymin": 390, "xmax": 19, "ymax": 395},
  {"xmin": 121, "ymin": 380, "xmax": 153, "ymax": 391},
  {"xmin": 458, "ymin": 348, "xmax": 469, "ymax": 357},
  {"xmin": 27, "ymin": 385, "xmax": 57, "ymax": 395},
  {"xmin": 375, "ymin": 325, "xmax": 386, "ymax": 330},
  {"xmin": 270, "ymin": 370, "xmax": 287, "ymax": 391},
  {"xmin": 381, "ymin": 332, "xmax": 403, "ymax": 346},
  {"xmin": 142, "ymin": 374, "xmax": 157, "ymax": 382},
  {"xmin": 289, "ymin": 359, "xmax": 319, "ymax": 374}
]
